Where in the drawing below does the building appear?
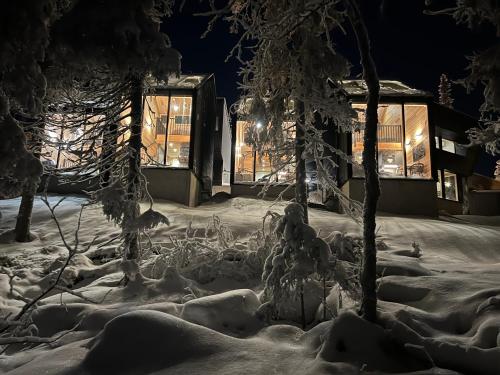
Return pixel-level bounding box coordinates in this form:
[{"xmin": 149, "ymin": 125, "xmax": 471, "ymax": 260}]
[
  {"xmin": 230, "ymin": 80, "xmax": 500, "ymax": 216},
  {"xmin": 43, "ymin": 74, "xmax": 232, "ymax": 206}
]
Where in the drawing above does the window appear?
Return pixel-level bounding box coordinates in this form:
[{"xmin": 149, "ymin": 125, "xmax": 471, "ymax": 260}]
[
  {"xmin": 439, "ymin": 137, "xmax": 467, "ymax": 156},
  {"xmin": 142, "ymin": 96, "xmax": 168, "ymax": 165},
  {"xmin": 234, "ymin": 120, "xmax": 295, "ymax": 183},
  {"xmin": 352, "ymin": 103, "xmax": 405, "ymax": 178},
  {"xmin": 442, "ymin": 138, "xmax": 455, "ymax": 153},
  {"xmin": 142, "ymin": 95, "xmax": 192, "ymax": 168},
  {"xmin": 41, "ymin": 114, "xmax": 103, "ymax": 170},
  {"xmin": 234, "ymin": 121, "xmax": 255, "ymax": 182},
  {"xmin": 444, "ymin": 170, "xmax": 459, "ymax": 201},
  {"xmin": 436, "ymin": 169, "xmax": 459, "ymax": 201},
  {"xmin": 166, "ymin": 96, "xmax": 192, "ymax": 168},
  {"xmin": 351, "ymin": 103, "xmax": 432, "ymax": 179},
  {"xmin": 404, "ymin": 104, "xmax": 431, "ymax": 178}
]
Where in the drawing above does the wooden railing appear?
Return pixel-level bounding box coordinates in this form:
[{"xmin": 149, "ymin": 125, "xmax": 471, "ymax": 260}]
[{"xmin": 354, "ymin": 124, "xmax": 402, "ymax": 144}]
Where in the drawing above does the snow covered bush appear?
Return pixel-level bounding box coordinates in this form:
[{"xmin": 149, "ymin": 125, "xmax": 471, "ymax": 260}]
[{"xmin": 145, "ymin": 216, "xmax": 262, "ymax": 285}]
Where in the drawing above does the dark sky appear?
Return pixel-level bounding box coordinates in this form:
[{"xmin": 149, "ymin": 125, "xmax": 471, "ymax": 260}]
[{"xmin": 163, "ymin": 0, "xmax": 498, "ymax": 175}]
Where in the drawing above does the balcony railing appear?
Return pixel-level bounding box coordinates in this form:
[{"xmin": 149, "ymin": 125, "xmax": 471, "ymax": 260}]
[{"xmin": 354, "ymin": 124, "xmax": 402, "ymax": 144}]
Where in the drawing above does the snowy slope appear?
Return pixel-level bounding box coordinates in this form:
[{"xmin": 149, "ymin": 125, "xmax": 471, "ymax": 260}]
[{"xmin": 0, "ymin": 195, "xmax": 499, "ymax": 374}]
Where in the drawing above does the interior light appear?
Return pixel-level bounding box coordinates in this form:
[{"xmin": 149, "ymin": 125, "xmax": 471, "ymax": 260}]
[
  {"xmin": 305, "ymin": 178, "xmax": 311, "ymax": 183},
  {"xmin": 256, "ymin": 122, "xmax": 263, "ymax": 129},
  {"xmin": 173, "ymin": 148, "xmax": 178, "ymax": 152},
  {"xmin": 169, "ymin": 143, "xmax": 173, "ymax": 147},
  {"xmin": 172, "ymin": 159, "xmax": 180, "ymax": 167},
  {"xmin": 445, "ymin": 181, "xmax": 452, "ymax": 188},
  {"xmin": 173, "ymin": 104, "xmax": 179, "ymax": 111}
]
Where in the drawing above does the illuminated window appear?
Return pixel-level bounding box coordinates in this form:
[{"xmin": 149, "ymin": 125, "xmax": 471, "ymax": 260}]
[
  {"xmin": 142, "ymin": 96, "xmax": 167, "ymax": 165},
  {"xmin": 436, "ymin": 169, "xmax": 460, "ymax": 201},
  {"xmin": 41, "ymin": 114, "xmax": 102, "ymax": 170},
  {"xmin": 351, "ymin": 103, "xmax": 405, "ymax": 177},
  {"xmin": 351, "ymin": 103, "xmax": 432, "ymax": 179},
  {"xmin": 234, "ymin": 121, "xmax": 255, "ymax": 182},
  {"xmin": 142, "ymin": 95, "xmax": 192, "ymax": 168},
  {"xmin": 234, "ymin": 120, "xmax": 295, "ymax": 183},
  {"xmin": 166, "ymin": 96, "xmax": 192, "ymax": 168},
  {"xmin": 404, "ymin": 104, "xmax": 431, "ymax": 178},
  {"xmin": 444, "ymin": 170, "xmax": 459, "ymax": 201}
]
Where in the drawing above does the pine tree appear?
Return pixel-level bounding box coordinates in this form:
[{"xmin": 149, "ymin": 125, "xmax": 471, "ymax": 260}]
[{"xmin": 439, "ymin": 73, "xmax": 454, "ymax": 108}]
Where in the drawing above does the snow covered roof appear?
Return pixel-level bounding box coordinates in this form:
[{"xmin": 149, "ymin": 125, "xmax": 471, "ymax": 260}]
[
  {"xmin": 149, "ymin": 74, "xmax": 210, "ymax": 89},
  {"xmin": 343, "ymin": 80, "xmax": 432, "ymax": 98}
]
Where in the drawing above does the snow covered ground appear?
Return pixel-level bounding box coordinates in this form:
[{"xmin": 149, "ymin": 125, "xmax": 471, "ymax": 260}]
[{"xmin": 0, "ymin": 195, "xmax": 499, "ymax": 374}]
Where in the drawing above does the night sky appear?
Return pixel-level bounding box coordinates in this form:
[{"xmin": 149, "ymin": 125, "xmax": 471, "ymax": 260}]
[{"xmin": 163, "ymin": 0, "xmax": 498, "ymax": 175}]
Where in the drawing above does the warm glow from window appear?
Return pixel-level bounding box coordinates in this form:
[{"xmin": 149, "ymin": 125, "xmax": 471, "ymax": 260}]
[
  {"xmin": 351, "ymin": 103, "xmax": 431, "ymax": 179},
  {"xmin": 142, "ymin": 95, "xmax": 192, "ymax": 168}
]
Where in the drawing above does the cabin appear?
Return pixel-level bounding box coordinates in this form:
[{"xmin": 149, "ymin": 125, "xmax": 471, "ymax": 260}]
[
  {"xmin": 230, "ymin": 80, "xmax": 500, "ymax": 216},
  {"xmin": 43, "ymin": 74, "xmax": 232, "ymax": 206}
]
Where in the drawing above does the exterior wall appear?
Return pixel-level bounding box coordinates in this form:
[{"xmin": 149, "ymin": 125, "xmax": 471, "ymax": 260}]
[
  {"xmin": 192, "ymin": 75, "xmax": 217, "ymax": 196},
  {"xmin": 437, "ymin": 198, "xmax": 463, "ymax": 215},
  {"xmin": 213, "ymin": 98, "xmax": 231, "ymax": 186},
  {"xmin": 45, "ymin": 168, "xmax": 202, "ymax": 207},
  {"xmin": 142, "ymin": 168, "xmax": 201, "ymax": 207},
  {"xmin": 231, "ymin": 183, "xmax": 295, "ymax": 200},
  {"xmin": 341, "ymin": 178, "xmax": 438, "ymax": 216},
  {"xmin": 469, "ymin": 191, "xmax": 500, "ymax": 216}
]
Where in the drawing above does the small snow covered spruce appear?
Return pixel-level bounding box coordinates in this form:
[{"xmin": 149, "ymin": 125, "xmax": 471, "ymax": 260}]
[{"xmin": 259, "ymin": 203, "xmax": 330, "ymax": 327}]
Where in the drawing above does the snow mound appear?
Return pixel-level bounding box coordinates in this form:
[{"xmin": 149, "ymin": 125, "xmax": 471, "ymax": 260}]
[
  {"xmin": 180, "ymin": 289, "xmax": 264, "ymax": 336},
  {"xmin": 319, "ymin": 311, "xmax": 426, "ymax": 372},
  {"xmin": 82, "ymin": 310, "xmax": 226, "ymax": 374}
]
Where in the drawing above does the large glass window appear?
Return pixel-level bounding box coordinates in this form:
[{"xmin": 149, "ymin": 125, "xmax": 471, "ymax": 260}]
[
  {"xmin": 404, "ymin": 104, "xmax": 431, "ymax": 178},
  {"xmin": 142, "ymin": 96, "xmax": 168, "ymax": 165},
  {"xmin": 41, "ymin": 114, "xmax": 103, "ymax": 170},
  {"xmin": 351, "ymin": 102, "xmax": 432, "ymax": 179},
  {"xmin": 234, "ymin": 120, "xmax": 295, "ymax": 183},
  {"xmin": 234, "ymin": 121, "xmax": 255, "ymax": 182},
  {"xmin": 352, "ymin": 103, "xmax": 405, "ymax": 177},
  {"xmin": 166, "ymin": 96, "xmax": 192, "ymax": 167},
  {"xmin": 142, "ymin": 95, "xmax": 192, "ymax": 168}
]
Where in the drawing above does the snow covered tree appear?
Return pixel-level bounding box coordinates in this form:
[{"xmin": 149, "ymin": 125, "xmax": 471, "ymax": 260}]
[
  {"xmin": 438, "ymin": 73, "xmax": 454, "ymax": 108},
  {"xmin": 427, "ymin": 0, "xmax": 500, "ymax": 155},
  {"xmin": 260, "ymin": 203, "xmax": 330, "ymax": 328},
  {"xmin": 14, "ymin": 0, "xmax": 180, "ymax": 278},
  {"xmin": 204, "ymin": 0, "xmax": 380, "ymax": 322},
  {"xmin": 203, "ymin": 0, "xmax": 359, "ymax": 224},
  {"xmin": 0, "ymin": 0, "xmax": 70, "ymax": 241}
]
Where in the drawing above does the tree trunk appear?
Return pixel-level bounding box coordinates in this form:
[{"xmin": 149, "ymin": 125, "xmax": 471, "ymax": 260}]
[
  {"xmin": 346, "ymin": 0, "xmax": 380, "ymax": 323},
  {"xmin": 123, "ymin": 75, "xmax": 144, "ymax": 274},
  {"xmin": 295, "ymin": 100, "xmax": 309, "ymax": 224},
  {"xmin": 15, "ymin": 183, "xmax": 37, "ymax": 242},
  {"xmin": 15, "ymin": 118, "xmax": 43, "ymax": 242}
]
